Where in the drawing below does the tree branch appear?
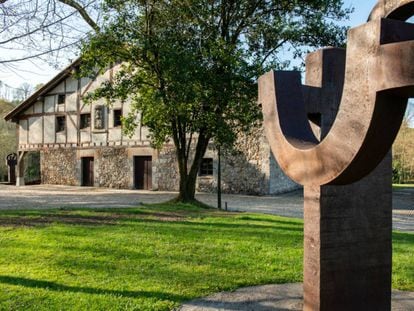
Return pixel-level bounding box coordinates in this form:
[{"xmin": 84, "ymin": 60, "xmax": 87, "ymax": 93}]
[{"xmin": 57, "ymin": 0, "xmax": 100, "ymax": 33}]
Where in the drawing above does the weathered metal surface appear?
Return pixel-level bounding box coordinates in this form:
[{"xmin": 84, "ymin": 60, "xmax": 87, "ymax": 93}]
[
  {"xmin": 259, "ymin": 17, "xmax": 413, "ymax": 186},
  {"xmin": 259, "ymin": 1, "xmax": 414, "ymax": 310}
]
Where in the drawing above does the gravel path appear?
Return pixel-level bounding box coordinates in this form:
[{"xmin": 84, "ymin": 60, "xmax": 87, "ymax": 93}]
[
  {"xmin": 0, "ymin": 184, "xmax": 412, "ymax": 232},
  {"xmin": 178, "ymin": 283, "xmax": 414, "ymax": 311}
]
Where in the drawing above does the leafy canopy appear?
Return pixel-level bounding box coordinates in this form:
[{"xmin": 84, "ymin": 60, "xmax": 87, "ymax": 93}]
[{"xmin": 80, "ymin": 0, "xmax": 352, "ymax": 149}]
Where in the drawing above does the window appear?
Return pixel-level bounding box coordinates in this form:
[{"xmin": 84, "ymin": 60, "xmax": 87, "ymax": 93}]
[
  {"xmin": 199, "ymin": 158, "xmax": 213, "ymax": 176},
  {"xmin": 80, "ymin": 113, "xmax": 91, "ymax": 129},
  {"xmin": 58, "ymin": 94, "xmax": 66, "ymax": 105},
  {"xmin": 113, "ymin": 109, "xmax": 122, "ymax": 127},
  {"xmin": 56, "ymin": 116, "xmax": 66, "ymax": 133}
]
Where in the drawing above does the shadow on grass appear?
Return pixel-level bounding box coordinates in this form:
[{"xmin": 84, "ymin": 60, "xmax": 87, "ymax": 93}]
[
  {"xmin": 0, "ymin": 210, "xmax": 304, "ymax": 234},
  {"xmin": 393, "ymin": 231, "xmax": 414, "ymax": 244},
  {"xmin": 0, "ymin": 275, "xmax": 190, "ymax": 302}
]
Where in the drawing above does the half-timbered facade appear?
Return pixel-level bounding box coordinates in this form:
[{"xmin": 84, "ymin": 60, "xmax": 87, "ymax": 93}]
[{"xmin": 5, "ymin": 60, "xmax": 297, "ymax": 195}]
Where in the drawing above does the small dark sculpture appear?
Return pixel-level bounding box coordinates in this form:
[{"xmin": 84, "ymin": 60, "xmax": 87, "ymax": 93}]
[
  {"xmin": 6, "ymin": 153, "xmax": 17, "ymax": 184},
  {"xmin": 259, "ymin": 0, "xmax": 414, "ymax": 310}
]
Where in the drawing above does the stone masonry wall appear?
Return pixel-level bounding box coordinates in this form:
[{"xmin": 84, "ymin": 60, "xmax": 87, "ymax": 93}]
[
  {"xmin": 41, "ymin": 148, "xmax": 78, "ymax": 186},
  {"xmin": 39, "ymin": 134, "xmax": 298, "ymax": 195},
  {"xmin": 157, "ymin": 127, "xmax": 298, "ymax": 195},
  {"xmin": 95, "ymin": 147, "xmax": 130, "ymax": 188},
  {"xmin": 156, "ymin": 146, "xmax": 180, "ymax": 191}
]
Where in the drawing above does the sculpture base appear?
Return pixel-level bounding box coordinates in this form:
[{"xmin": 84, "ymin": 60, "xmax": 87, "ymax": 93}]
[{"xmin": 304, "ymin": 155, "xmax": 392, "ymax": 311}]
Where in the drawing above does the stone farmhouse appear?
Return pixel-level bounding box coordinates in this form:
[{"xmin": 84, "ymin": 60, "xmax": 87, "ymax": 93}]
[{"xmin": 4, "ymin": 59, "xmax": 297, "ymax": 195}]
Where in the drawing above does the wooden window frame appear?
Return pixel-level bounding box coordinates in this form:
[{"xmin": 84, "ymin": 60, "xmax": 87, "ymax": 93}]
[
  {"xmin": 80, "ymin": 113, "xmax": 91, "ymax": 130},
  {"xmin": 57, "ymin": 94, "xmax": 66, "ymax": 105},
  {"xmin": 199, "ymin": 158, "xmax": 213, "ymax": 176},
  {"xmin": 113, "ymin": 109, "xmax": 122, "ymax": 128},
  {"xmin": 56, "ymin": 116, "xmax": 66, "ymax": 133}
]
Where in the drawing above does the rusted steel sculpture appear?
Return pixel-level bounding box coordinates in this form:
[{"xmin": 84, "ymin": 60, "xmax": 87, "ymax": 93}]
[{"xmin": 259, "ymin": 1, "xmax": 414, "ymax": 310}]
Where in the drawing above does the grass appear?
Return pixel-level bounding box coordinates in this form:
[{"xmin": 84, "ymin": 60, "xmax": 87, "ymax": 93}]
[
  {"xmin": 0, "ymin": 204, "xmax": 412, "ymax": 310},
  {"xmin": 393, "ymin": 183, "xmax": 414, "ymax": 189}
]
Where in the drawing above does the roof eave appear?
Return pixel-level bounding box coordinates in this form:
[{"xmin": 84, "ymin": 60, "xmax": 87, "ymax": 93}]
[{"xmin": 4, "ymin": 58, "xmax": 82, "ymax": 123}]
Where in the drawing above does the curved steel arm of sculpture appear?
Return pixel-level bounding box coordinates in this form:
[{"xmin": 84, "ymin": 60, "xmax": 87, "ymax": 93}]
[
  {"xmin": 369, "ymin": 0, "xmax": 414, "ymax": 21},
  {"xmin": 259, "ymin": 0, "xmax": 414, "ymax": 186}
]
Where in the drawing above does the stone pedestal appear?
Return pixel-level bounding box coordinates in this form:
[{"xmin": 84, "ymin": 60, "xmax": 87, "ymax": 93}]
[
  {"xmin": 303, "ymin": 154, "xmax": 392, "ymax": 311},
  {"xmin": 16, "ymin": 152, "xmax": 25, "ymax": 187}
]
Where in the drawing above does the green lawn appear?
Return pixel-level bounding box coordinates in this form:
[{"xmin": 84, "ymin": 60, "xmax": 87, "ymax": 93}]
[
  {"xmin": 393, "ymin": 183, "xmax": 414, "ymax": 189},
  {"xmin": 0, "ymin": 204, "xmax": 412, "ymax": 311}
]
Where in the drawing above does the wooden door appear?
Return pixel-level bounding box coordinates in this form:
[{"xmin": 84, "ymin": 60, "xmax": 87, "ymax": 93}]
[
  {"xmin": 81, "ymin": 157, "xmax": 94, "ymax": 186},
  {"xmin": 134, "ymin": 156, "xmax": 152, "ymax": 190}
]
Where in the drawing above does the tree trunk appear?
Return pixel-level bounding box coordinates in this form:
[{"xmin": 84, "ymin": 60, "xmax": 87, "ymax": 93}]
[
  {"xmin": 176, "ymin": 172, "xmax": 198, "ymax": 202},
  {"xmin": 175, "ymin": 132, "xmax": 210, "ymax": 203}
]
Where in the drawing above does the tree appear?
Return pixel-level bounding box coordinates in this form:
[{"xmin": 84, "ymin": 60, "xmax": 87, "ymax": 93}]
[
  {"xmin": 13, "ymin": 82, "xmax": 33, "ymax": 102},
  {"xmin": 0, "ymin": 99, "xmax": 17, "ymax": 182},
  {"xmin": 80, "ymin": 0, "xmax": 352, "ymax": 203},
  {"xmin": 0, "ymin": 0, "xmax": 100, "ymax": 68},
  {"xmin": 393, "ymin": 102, "xmax": 414, "ymax": 184}
]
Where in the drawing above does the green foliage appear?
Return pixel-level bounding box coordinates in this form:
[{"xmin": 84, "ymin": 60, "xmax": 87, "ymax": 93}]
[
  {"xmin": 0, "ymin": 99, "xmax": 17, "ymax": 181},
  {"xmin": 0, "ymin": 205, "xmax": 411, "ymax": 310},
  {"xmin": 393, "ymin": 120, "xmax": 414, "ymax": 184},
  {"xmin": 24, "ymin": 152, "xmax": 41, "ymax": 183},
  {"xmin": 80, "ymin": 0, "xmax": 352, "ymax": 200}
]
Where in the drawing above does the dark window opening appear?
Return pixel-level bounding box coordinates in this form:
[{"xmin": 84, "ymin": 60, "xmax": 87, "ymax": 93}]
[
  {"xmin": 308, "ymin": 113, "xmax": 322, "ymax": 127},
  {"xmin": 56, "ymin": 116, "xmax": 66, "ymax": 133},
  {"xmin": 114, "ymin": 109, "xmax": 122, "ymax": 127},
  {"xmin": 58, "ymin": 94, "xmax": 66, "ymax": 105},
  {"xmin": 199, "ymin": 158, "xmax": 213, "ymax": 176},
  {"xmin": 81, "ymin": 157, "xmax": 94, "ymax": 187},
  {"xmin": 80, "ymin": 113, "xmax": 91, "ymax": 129}
]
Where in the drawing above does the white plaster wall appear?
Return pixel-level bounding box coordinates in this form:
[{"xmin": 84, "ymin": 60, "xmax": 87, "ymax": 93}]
[
  {"xmin": 66, "ymin": 77, "xmax": 78, "ymax": 92},
  {"xmin": 67, "ymin": 115, "xmax": 78, "ymax": 143},
  {"xmin": 44, "ymin": 96, "xmax": 55, "ymax": 113},
  {"xmin": 28, "ymin": 117, "xmax": 42, "ymax": 144},
  {"xmin": 80, "ymin": 102, "xmax": 92, "ymax": 113},
  {"xmin": 44, "ymin": 116, "xmax": 55, "ymax": 144},
  {"xmin": 80, "ymin": 131, "xmax": 90, "ymax": 143},
  {"xmin": 19, "ymin": 120, "xmax": 28, "ymax": 144},
  {"xmin": 66, "ymin": 92, "xmax": 77, "ymax": 112},
  {"xmin": 109, "ymin": 128, "xmax": 122, "ymax": 142},
  {"xmin": 51, "ymin": 81, "xmax": 64, "ymax": 94},
  {"xmin": 92, "ymin": 133, "xmax": 106, "ymax": 144},
  {"xmin": 34, "ymin": 101, "xmax": 43, "ymax": 114},
  {"xmin": 56, "ymin": 132, "xmax": 66, "ymax": 144},
  {"xmin": 83, "ymin": 69, "xmax": 110, "ymax": 95}
]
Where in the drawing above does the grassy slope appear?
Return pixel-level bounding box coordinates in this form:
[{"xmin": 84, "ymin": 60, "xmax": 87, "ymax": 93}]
[
  {"xmin": 0, "ymin": 99, "xmax": 17, "ymax": 180},
  {"xmin": 0, "ymin": 204, "xmax": 412, "ymax": 311},
  {"xmin": 0, "ymin": 100, "xmax": 15, "ymax": 116},
  {"xmin": 393, "ymin": 184, "xmax": 414, "ymax": 189}
]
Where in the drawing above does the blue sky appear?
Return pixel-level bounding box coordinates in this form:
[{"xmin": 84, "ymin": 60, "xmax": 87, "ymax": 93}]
[{"xmin": 345, "ymin": 0, "xmax": 377, "ymax": 26}]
